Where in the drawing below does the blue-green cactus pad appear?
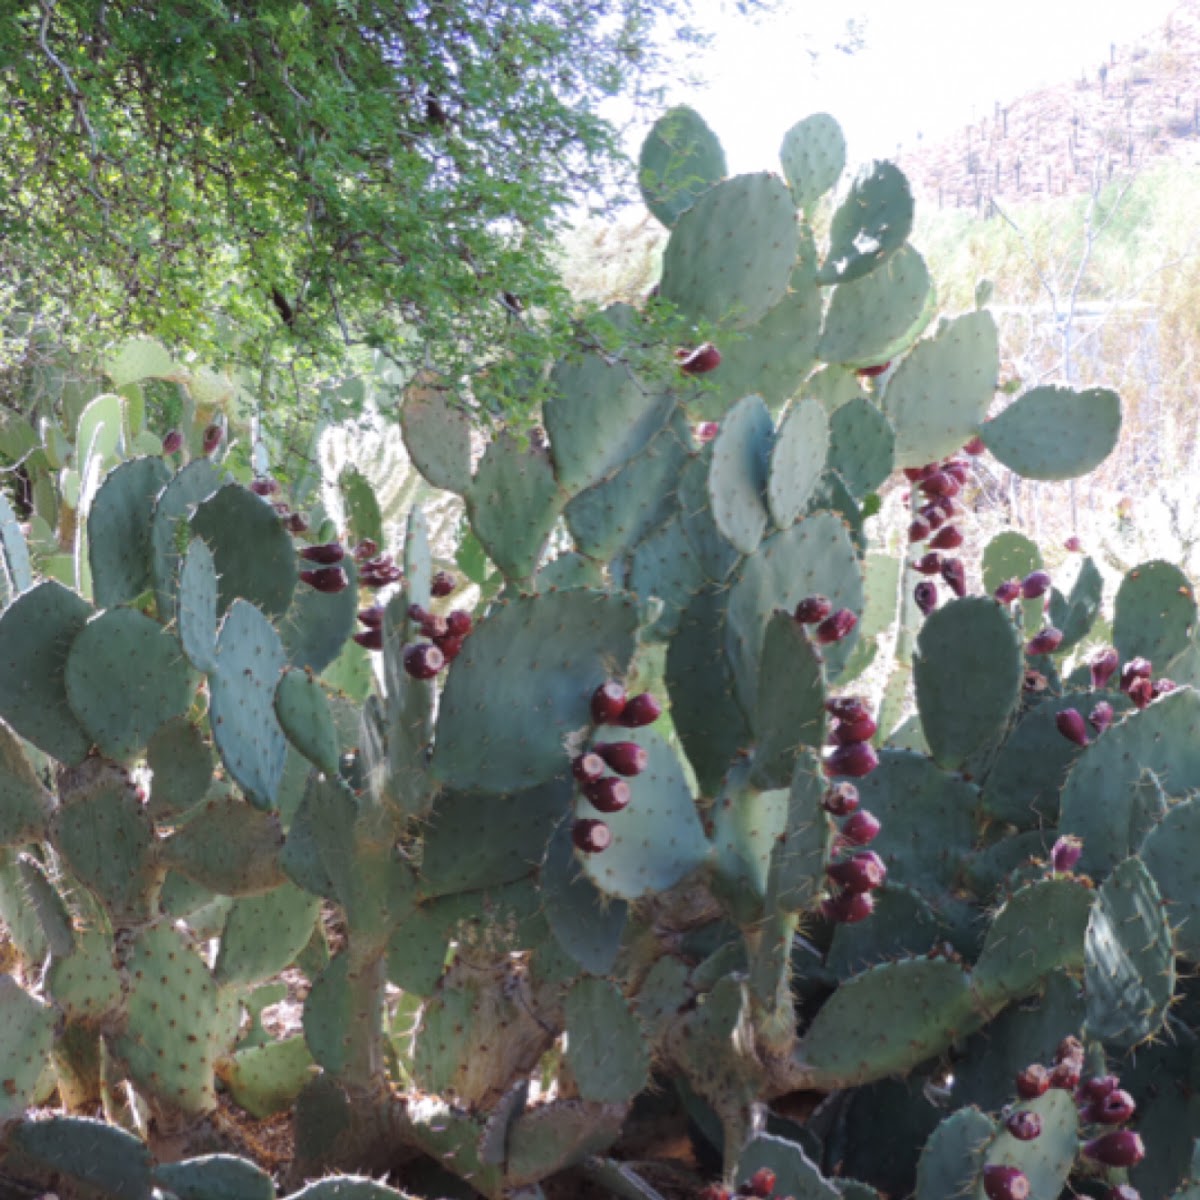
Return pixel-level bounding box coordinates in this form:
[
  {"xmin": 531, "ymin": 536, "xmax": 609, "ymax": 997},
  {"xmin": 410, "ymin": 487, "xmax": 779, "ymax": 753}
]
[
  {"xmin": 146, "ymin": 716, "xmax": 213, "ymax": 820},
  {"xmin": 0, "ymin": 493, "xmax": 32, "ymax": 599},
  {"xmin": 0, "ymin": 720, "xmax": 51, "ymax": 846},
  {"xmin": 818, "ymin": 161, "xmax": 913, "ymax": 285},
  {"xmin": 708, "ymin": 393, "xmax": 773, "ymax": 554},
  {"xmin": 564, "ymin": 976, "xmax": 650, "ymax": 1104},
  {"xmin": 736, "ymin": 1133, "xmax": 839, "ymax": 1199},
  {"xmin": 47, "ymin": 927, "xmax": 123, "ymax": 1023},
  {"xmin": 751, "ymin": 614, "xmax": 826, "ymax": 790},
  {"xmin": 0, "ymin": 978, "xmax": 55, "ymax": 1123},
  {"xmin": 274, "ymin": 668, "xmax": 341, "ymax": 777},
  {"xmin": 977, "ymin": 1089, "xmax": 1078, "ymax": 1200},
  {"xmin": 709, "ymin": 762, "xmax": 788, "ymax": 924},
  {"xmin": 827, "ymin": 884, "xmax": 941, "ymax": 980},
  {"xmin": 1049, "ymin": 555, "xmax": 1104, "ymax": 652},
  {"xmin": 628, "ymin": 514, "xmax": 706, "ymax": 641},
  {"xmin": 221, "ymin": 1035, "xmax": 314, "ymax": 1120},
  {"xmin": 981, "ymin": 530, "xmax": 1041, "ymax": 594},
  {"xmin": 150, "ymin": 459, "xmax": 223, "ymax": 622},
  {"xmin": 88, "ymin": 456, "xmax": 172, "ymax": 608},
  {"xmin": 279, "ymin": 555, "xmax": 359, "ymax": 676},
  {"xmin": 337, "ymin": 467, "xmax": 383, "ymax": 549},
  {"xmin": 826, "ymin": 398, "xmax": 896, "ymax": 499},
  {"xmin": 767, "ymin": 398, "xmax": 829, "ymax": 529},
  {"xmin": 400, "ymin": 375, "xmax": 474, "ymax": 495},
  {"xmin": 780, "ymin": 112, "xmax": 845, "ymax": 211},
  {"xmin": 215, "ymin": 882, "xmax": 321, "ymax": 988},
  {"xmin": 5, "ymin": 1115, "xmax": 150, "ymax": 1197},
  {"xmin": 1142, "ymin": 797, "xmax": 1200, "ymax": 960},
  {"xmin": 153, "ymin": 1155, "xmax": 276, "ymax": 1200},
  {"xmin": 1113, "ymin": 559, "xmax": 1197, "ymax": 671},
  {"xmin": 161, "ymin": 795, "xmax": 286, "ymax": 896},
  {"xmin": 915, "ymin": 1108, "xmax": 996, "ymax": 1200},
  {"xmin": 764, "ymin": 752, "xmax": 828, "ymax": 914},
  {"xmin": 638, "ymin": 104, "xmax": 727, "ymax": 227},
  {"xmin": 178, "ymin": 536, "xmax": 219, "ymax": 672}
]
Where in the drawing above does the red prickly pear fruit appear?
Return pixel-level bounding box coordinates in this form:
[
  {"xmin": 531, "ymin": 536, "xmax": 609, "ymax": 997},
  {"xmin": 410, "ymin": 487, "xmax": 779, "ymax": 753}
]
[
  {"xmin": 1120, "ymin": 657, "xmax": 1153, "ymax": 690},
  {"xmin": 1127, "ymin": 677, "xmax": 1154, "ymax": 709},
  {"xmin": 983, "ymin": 1165, "xmax": 1030, "ymax": 1200},
  {"xmin": 353, "ymin": 628, "xmax": 384, "ymax": 651},
  {"xmin": 856, "ymin": 361, "xmax": 891, "ymax": 378},
  {"xmin": 1091, "ymin": 647, "xmax": 1119, "ymax": 689},
  {"xmin": 249, "ymin": 477, "xmax": 279, "ymax": 496},
  {"xmin": 1153, "ymin": 677, "xmax": 1177, "ymax": 698},
  {"xmin": 1065, "ymin": 535, "xmax": 1082, "ymax": 552},
  {"xmin": 919, "ymin": 502, "xmax": 946, "ymax": 531},
  {"xmin": 943, "ymin": 458, "xmax": 969, "ymax": 484},
  {"xmin": 830, "ymin": 713, "xmax": 878, "ymax": 744},
  {"xmin": 908, "ymin": 516, "xmax": 932, "ymax": 543},
  {"xmin": 994, "ymin": 579, "xmax": 1021, "ymax": 604},
  {"xmin": 935, "ymin": 495, "xmax": 961, "ymax": 518},
  {"xmin": 446, "ymin": 610, "xmax": 473, "ymax": 637},
  {"xmin": 1020, "ymin": 570, "xmax": 1051, "ymax": 600},
  {"xmin": 584, "ymin": 776, "xmax": 631, "ymax": 814},
  {"xmin": 1015, "ymin": 1063, "xmax": 1050, "ymax": 1099},
  {"xmin": 202, "ymin": 424, "xmax": 223, "ymax": 455},
  {"xmin": 912, "ymin": 552, "xmax": 942, "ymax": 576},
  {"xmin": 815, "ymin": 608, "xmax": 858, "ymax": 644},
  {"xmin": 822, "ymin": 782, "xmax": 860, "ymax": 816},
  {"xmin": 1005, "ymin": 1110, "xmax": 1043, "ymax": 1141},
  {"xmin": 1055, "ymin": 708, "xmax": 1089, "ymax": 747},
  {"xmin": 941, "ymin": 557, "xmax": 966, "ymax": 598},
  {"xmin": 698, "ymin": 1187, "xmax": 732, "ymax": 1200},
  {"xmin": 161, "ymin": 429, "xmax": 183, "ymax": 455},
  {"xmin": 286, "ymin": 512, "xmax": 309, "ymax": 533},
  {"xmin": 841, "ymin": 809, "xmax": 882, "ymax": 845},
  {"xmin": 408, "ymin": 603, "xmax": 430, "ymax": 624},
  {"xmin": 963, "ymin": 435, "xmax": 986, "ymax": 455},
  {"xmin": 747, "ymin": 1168, "xmax": 776, "ymax": 1198},
  {"xmin": 1080, "ymin": 1075, "xmax": 1121, "ymax": 1103},
  {"xmin": 619, "ymin": 692, "xmax": 662, "ymax": 727},
  {"xmin": 572, "ymin": 753, "xmax": 606, "ymax": 784},
  {"xmin": 824, "ymin": 742, "xmax": 879, "ymax": 779},
  {"xmin": 902, "ymin": 467, "xmax": 924, "ymax": 482},
  {"xmin": 1093, "ymin": 1089, "xmax": 1137, "ymax": 1124},
  {"xmin": 794, "ymin": 594, "xmax": 833, "ymax": 623},
  {"xmin": 695, "ymin": 421, "xmax": 720, "ymax": 444},
  {"xmin": 1026, "ymin": 626, "xmax": 1063, "ymax": 656},
  {"xmin": 433, "ymin": 633, "xmax": 464, "ymax": 662},
  {"xmin": 825, "ymin": 850, "xmax": 887, "ymax": 893},
  {"xmin": 1056, "ymin": 1036, "xmax": 1085, "ymax": 1064},
  {"xmin": 1049, "ymin": 1059, "xmax": 1082, "ymax": 1090},
  {"xmin": 403, "ymin": 642, "xmax": 445, "ymax": 680},
  {"xmin": 418, "ymin": 613, "xmax": 449, "ymax": 640},
  {"xmin": 919, "ymin": 470, "xmax": 955, "ymax": 497},
  {"xmin": 826, "ymin": 697, "xmax": 869, "ymax": 723},
  {"xmin": 431, "ymin": 570, "xmax": 456, "ymax": 597},
  {"xmin": 1107, "ymin": 1187, "xmax": 1142, "ymax": 1200},
  {"xmin": 591, "ymin": 681, "xmax": 627, "ymax": 724},
  {"xmin": 357, "ymin": 606, "xmax": 384, "ymax": 629},
  {"xmin": 678, "ymin": 343, "xmax": 722, "ymax": 375},
  {"xmin": 821, "ymin": 890, "xmax": 875, "ymax": 924},
  {"xmin": 354, "ymin": 538, "xmax": 379, "ymax": 561},
  {"xmin": 1084, "ymin": 1130, "xmax": 1145, "ymax": 1167},
  {"xmin": 594, "ymin": 741, "xmax": 649, "ymax": 777},
  {"xmin": 915, "ymin": 581, "xmax": 938, "ymax": 616},
  {"xmin": 300, "ymin": 542, "xmax": 345, "ymax": 565},
  {"xmin": 1050, "ymin": 835, "xmax": 1083, "ymax": 873},
  {"xmin": 572, "ymin": 818, "xmax": 612, "ymax": 854},
  {"xmin": 1089, "ymin": 701, "xmax": 1115, "ymax": 735},
  {"xmin": 929, "ymin": 524, "xmax": 964, "ymax": 551},
  {"xmin": 300, "ymin": 566, "xmax": 349, "ymax": 594}
]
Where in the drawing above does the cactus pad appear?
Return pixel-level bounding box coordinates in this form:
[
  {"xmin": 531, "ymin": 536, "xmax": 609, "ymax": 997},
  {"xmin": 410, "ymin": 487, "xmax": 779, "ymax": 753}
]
[
  {"xmin": 401, "ymin": 375, "xmax": 474, "ymax": 494},
  {"xmin": 0, "ymin": 719, "xmax": 51, "ymax": 846},
  {"xmin": 564, "ymin": 976, "xmax": 650, "ymax": 1104},
  {"xmin": 5, "ymin": 1115, "xmax": 151, "ymax": 1198},
  {"xmin": 827, "ymin": 398, "xmax": 896, "ymax": 499},
  {"xmin": 818, "ymin": 161, "xmax": 913, "ymax": 285},
  {"xmin": 162, "ymin": 795, "xmax": 286, "ymax": 896},
  {"xmin": 767, "ymin": 398, "xmax": 829, "ymax": 529},
  {"xmin": 275, "ymin": 668, "xmax": 341, "ymax": 776},
  {"xmin": 708, "ymin": 393, "xmax": 773, "ymax": 553},
  {"xmin": 977, "ymin": 1089, "xmax": 1078, "ymax": 1200},
  {"xmin": 87, "ymin": 455, "xmax": 172, "ymax": 608},
  {"xmin": 152, "ymin": 1155, "xmax": 276, "ymax": 1200},
  {"xmin": 915, "ymin": 1108, "xmax": 997, "ymax": 1200},
  {"xmin": 146, "ymin": 716, "xmax": 213, "ymax": 819},
  {"xmin": 1113, "ymin": 559, "xmax": 1197, "ymax": 670},
  {"xmin": 215, "ymin": 882, "xmax": 320, "ymax": 988},
  {"xmin": 638, "ymin": 104, "xmax": 727, "ymax": 227},
  {"xmin": 780, "ymin": 112, "xmax": 845, "ymax": 211},
  {"xmin": 751, "ymin": 614, "xmax": 826, "ymax": 789},
  {"xmin": 0, "ymin": 977, "xmax": 55, "ymax": 1123},
  {"xmin": 1141, "ymin": 796, "xmax": 1200, "ymax": 960}
]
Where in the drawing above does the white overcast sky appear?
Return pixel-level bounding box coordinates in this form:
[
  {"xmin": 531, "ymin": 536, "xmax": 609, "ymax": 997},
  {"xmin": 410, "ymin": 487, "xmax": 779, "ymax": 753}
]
[{"xmin": 644, "ymin": 0, "xmax": 1183, "ymax": 172}]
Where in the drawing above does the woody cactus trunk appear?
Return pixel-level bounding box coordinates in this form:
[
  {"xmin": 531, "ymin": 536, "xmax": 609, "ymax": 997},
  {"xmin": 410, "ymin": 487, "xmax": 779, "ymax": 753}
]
[{"xmin": 0, "ymin": 106, "xmax": 1194, "ymax": 1200}]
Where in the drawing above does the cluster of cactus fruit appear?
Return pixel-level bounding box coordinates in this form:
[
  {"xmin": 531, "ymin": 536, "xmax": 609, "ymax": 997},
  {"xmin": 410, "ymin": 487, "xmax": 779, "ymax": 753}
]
[{"xmin": 3, "ymin": 102, "xmax": 1200, "ymax": 1200}]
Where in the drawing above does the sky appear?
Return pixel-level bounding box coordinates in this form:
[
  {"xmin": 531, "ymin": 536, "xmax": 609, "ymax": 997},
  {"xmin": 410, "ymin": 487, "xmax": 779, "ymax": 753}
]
[{"xmin": 648, "ymin": 0, "xmax": 1184, "ymax": 173}]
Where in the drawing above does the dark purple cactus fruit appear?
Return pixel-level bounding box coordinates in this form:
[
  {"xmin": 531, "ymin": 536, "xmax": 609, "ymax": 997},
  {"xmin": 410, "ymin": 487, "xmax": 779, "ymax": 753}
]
[
  {"xmin": 202, "ymin": 423, "xmax": 223, "ymax": 455},
  {"xmin": 994, "ymin": 579, "xmax": 1021, "ymax": 604},
  {"xmin": 982, "ymin": 1165, "xmax": 1030, "ymax": 1200},
  {"xmin": 935, "ymin": 495, "xmax": 960, "ymax": 519},
  {"xmin": 591, "ymin": 681, "xmax": 627, "ymax": 724},
  {"xmin": 929, "ymin": 524, "xmax": 964, "ymax": 551},
  {"xmin": 1025, "ymin": 626, "xmax": 1063, "ymax": 656},
  {"xmin": 902, "ymin": 465, "xmax": 932, "ymax": 482},
  {"xmin": 1020, "ymin": 569, "xmax": 1051, "ymax": 600},
  {"xmin": 824, "ymin": 741, "xmax": 879, "ymax": 779},
  {"xmin": 1049, "ymin": 1059, "xmax": 1082, "ymax": 1091},
  {"xmin": 354, "ymin": 538, "xmax": 379, "ymax": 561},
  {"xmin": 826, "ymin": 696, "xmax": 869, "ymax": 723},
  {"xmin": 830, "ymin": 713, "xmax": 878, "ymax": 745},
  {"xmin": 856, "ymin": 361, "xmax": 891, "ymax": 378},
  {"xmin": 619, "ymin": 692, "xmax": 663, "ymax": 727},
  {"xmin": 358, "ymin": 606, "xmax": 384, "ymax": 629},
  {"xmin": 815, "ymin": 608, "xmax": 858, "ymax": 645},
  {"xmin": 821, "ymin": 890, "xmax": 875, "ymax": 924},
  {"xmin": 285, "ymin": 512, "xmax": 309, "ymax": 534},
  {"xmin": 1089, "ymin": 701, "xmax": 1115, "ymax": 735},
  {"xmin": 963, "ymin": 435, "xmax": 986, "ymax": 455},
  {"xmin": 434, "ymin": 634, "xmax": 464, "ymax": 662},
  {"xmin": 249, "ymin": 477, "xmax": 279, "ymax": 496},
  {"xmin": 1090, "ymin": 647, "xmax": 1119, "ymax": 689},
  {"xmin": 826, "ymin": 850, "xmax": 887, "ymax": 894},
  {"xmin": 919, "ymin": 470, "xmax": 957, "ymax": 498},
  {"xmin": 446, "ymin": 610, "xmax": 473, "ymax": 638},
  {"xmin": 584, "ymin": 776, "xmax": 631, "ymax": 814},
  {"xmin": 1079, "ymin": 1074, "xmax": 1120, "ymax": 1103},
  {"xmin": 940, "ymin": 557, "xmax": 966, "ymax": 598},
  {"xmin": 698, "ymin": 1187, "xmax": 732, "ymax": 1200},
  {"xmin": 822, "ymin": 782, "xmax": 860, "ymax": 816},
  {"xmin": 943, "ymin": 458, "xmax": 969, "ymax": 485},
  {"xmin": 572, "ymin": 753, "xmax": 606, "ymax": 784},
  {"xmin": 1015, "ymin": 1064, "xmax": 1051, "ymax": 1099},
  {"xmin": 840, "ymin": 809, "xmax": 882, "ymax": 845},
  {"xmin": 1005, "ymin": 1110, "xmax": 1043, "ymax": 1141},
  {"xmin": 300, "ymin": 542, "xmax": 345, "ymax": 565},
  {"xmin": 594, "ymin": 741, "xmax": 649, "ymax": 777},
  {"xmin": 915, "ymin": 581, "xmax": 938, "ymax": 616},
  {"xmin": 360, "ymin": 556, "xmax": 403, "ymax": 587},
  {"xmin": 1055, "ymin": 708, "xmax": 1089, "ymax": 748},
  {"xmin": 908, "ymin": 516, "xmax": 932, "ymax": 544},
  {"xmin": 1050, "ymin": 835, "xmax": 1083, "ymax": 873},
  {"xmin": 1056, "ymin": 1036, "xmax": 1085, "ymax": 1064},
  {"xmin": 431, "ymin": 570, "xmax": 457, "ymax": 597},
  {"xmin": 677, "ymin": 342, "xmax": 722, "ymax": 375},
  {"xmin": 1126, "ymin": 677, "xmax": 1154, "ymax": 710},
  {"xmin": 918, "ymin": 502, "xmax": 946, "ymax": 532},
  {"xmin": 794, "ymin": 594, "xmax": 833, "ymax": 623},
  {"xmin": 161, "ymin": 429, "xmax": 183, "ymax": 455},
  {"xmin": 300, "ymin": 566, "xmax": 349, "ymax": 594},
  {"xmin": 695, "ymin": 421, "xmax": 720, "ymax": 444},
  {"xmin": 403, "ymin": 642, "xmax": 444, "ymax": 680},
  {"xmin": 1120, "ymin": 657, "xmax": 1153, "ymax": 691},
  {"xmin": 1106, "ymin": 1186, "xmax": 1142, "ymax": 1200},
  {"xmin": 353, "ymin": 628, "xmax": 384, "ymax": 651},
  {"xmin": 1083, "ymin": 1130, "xmax": 1146, "ymax": 1167},
  {"xmin": 913, "ymin": 552, "xmax": 942, "ymax": 576},
  {"xmin": 746, "ymin": 1167, "xmax": 776, "ymax": 1198},
  {"xmin": 572, "ymin": 818, "xmax": 612, "ymax": 854},
  {"xmin": 1065, "ymin": 535, "xmax": 1083, "ymax": 552},
  {"xmin": 1090, "ymin": 1089, "xmax": 1137, "ymax": 1125}
]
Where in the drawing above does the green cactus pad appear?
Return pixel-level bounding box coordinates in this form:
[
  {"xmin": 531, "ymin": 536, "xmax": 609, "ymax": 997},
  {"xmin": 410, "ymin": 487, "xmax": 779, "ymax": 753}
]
[
  {"xmin": 883, "ymin": 310, "xmax": 1000, "ymax": 468},
  {"xmin": 800, "ymin": 959, "xmax": 978, "ymax": 1088},
  {"xmin": 303, "ymin": 951, "xmax": 383, "ymax": 1079},
  {"xmin": 750, "ymin": 614, "xmax": 826, "ymax": 789},
  {"xmin": 841, "ymin": 551, "xmax": 900, "ymax": 684},
  {"xmin": 153, "ymin": 1155, "xmax": 276, "ymax": 1200},
  {"xmin": 431, "ymin": 589, "xmax": 638, "ymax": 793},
  {"xmin": 150, "ymin": 458, "xmax": 222, "ymax": 622},
  {"xmin": 6, "ymin": 1115, "xmax": 150, "ymax": 1198},
  {"xmin": 1049, "ymin": 555, "xmax": 1104, "ymax": 653},
  {"xmin": 178, "ymin": 536, "xmax": 219, "ymax": 672},
  {"xmin": 780, "ymin": 112, "xmax": 845, "ymax": 211},
  {"xmin": 1059, "ymin": 686, "xmax": 1200, "ymax": 876},
  {"xmin": 0, "ymin": 492, "xmax": 32, "ymax": 599},
  {"xmin": 976, "ymin": 1089, "xmax": 1078, "ymax": 1200},
  {"xmin": 17, "ymin": 851, "xmax": 74, "ymax": 958},
  {"xmin": 677, "ymin": 447, "xmax": 740, "ymax": 583},
  {"xmin": 65, "ymin": 607, "xmax": 194, "ymax": 762},
  {"xmin": 337, "ymin": 466, "xmax": 383, "ymax": 548},
  {"xmin": 191, "ymin": 483, "xmax": 299, "ymax": 618},
  {"xmin": 805, "ymin": 365, "xmax": 870, "ymax": 412},
  {"xmin": 826, "ymin": 398, "xmax": 896, "ymax": 499},
  {"xmin": 87, "ymin": 456, "xmax": 172, "ymax": 608},
  {"xmin": 162, "ymin": 795, "xmax": 285, "ymax": 896},
  {"xmin": 215, "ymin": 882, "xmax": 320, "ymax": 988},
  {"xmin": 210, "ymin": 599, "xmax": 289, "ymax": 810},
  {"xmin": 767, "ymin": 398, "xmax": 829, "ymax": 529},
  {"xmin": 0, "ymin": 977, "xmax": 55, "ymax": 1123},
  {"xmin": 220, "ymin": 1034, "xmax": 314, "ymax": 1119},
  {"xmin": 628, "ymin": 514, "xmax": 706, "ymax": 641},
  {"xmin": 818, "ymin": 245, "xmax": 935, "ymax": 368},
  {"xmin": 385, "ymin": 900, "xmax": 457, "ymax": 995},
  {"xmin": 282, "ymin": 1178, "xmax": 409, "ymax": 1199},
  {"xmin": 709, "ymin": 762, "xmax": 788, "ymax": 924},
  {"xmin": 564, "ymin": 976, "xmax": 650, "ymax": 1104},
  {"xmin": 506, "ymin": 1100, "xmax": 628, "ymax": 1189},
  {"xmin": 818, "ymin": 161, "xmax": 913, "ymax": 286},
  {"xmin": 0, "ymin": 850, "xmax": 48, "ymax": 963},
  {"xmin": 660, "ymin": 173, "xmax": 800, "ymax": 329},
  {"xmin": 281, "ymin": 773, "xmax": 352, "ymax": 904},
  {"xmin": 1085, "ymin": 856, "xmax": 1175, "ymax": 1047},
  {"xmin": 708, "ymin": 393, "xmax": 773, "ymax": 554},
  {"xmin": 274, "ymin": 668, "xmax": 341, "ymax": 776},
  {"xmin": 47, "ymin": 926, "xmax": 123, "ymax": 1023},
  {"xmin": 534, "ymin": 551, "xmax": 604, "ymax": 592},
  {"xmin": 0, "ymin": 579, "xmax": 92, "ymax": 763},
  {"xmin": 638, "ymin": 105, "xmax": 727, "ymax": 227},
  {"xmin": 278, "ymin": 553, "xmax": 358, "ymax": 675},
  {"xmin": 980, "ymin": 385, "xmax": 1121, "ymax": 480},
  {"xmin": 981, "ymin": 530, "xmax": 1041, "ymax": 595},
  {"xmin": 763, "ymin": 752, "xmax": 828, "ymax": 914},
  {"xmin": 400, "ymin": 375, "xmax": 474, "ymax": 494},
  {"xmin": 0, "ymin": 719, "xmax": 51, "ymax": 846},
  {"xmin": 736, "ymin": 1133, "xmax": 839, "ymax": 1200},
  {"xmin": 1142, "ymin": 797, "xmax": 1200, "ymax": 960},
  {"xmin": 1113, "ymin": 559, "xmax": 1197, "ymax": 670},
  {"xmin": 574, "ymin": 725, "xmax": 708, "ymax": 900},
  {"xmin": 545, "ymin": 337, "xmax": 675, "ymax": 496},
  {"xmin": 541, "ymin": 817, "xmax": 627, "ymax": 975},
  {"xmin": 827, "ymin": 884, "xmax": 941, "ymax": 980},
  {"xmin": 914, "ymin": 598, "xmax": 1022, "ymax": 769},
  {"xmin": 146, "ymin": 716, "xmax": 213, "ymax": 819},
  {"xmin": 973, "ymin": 879, "xmax": 1092, "ymax": 1005}
]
